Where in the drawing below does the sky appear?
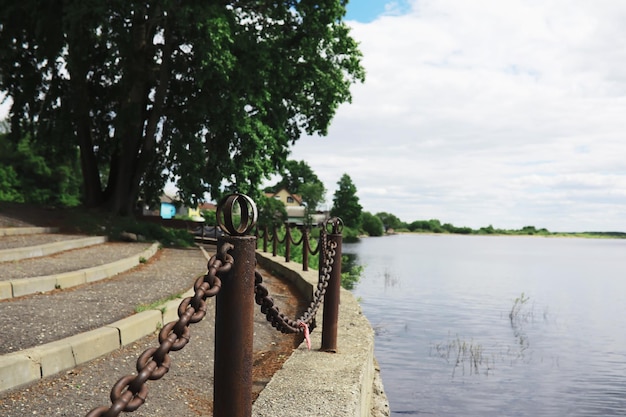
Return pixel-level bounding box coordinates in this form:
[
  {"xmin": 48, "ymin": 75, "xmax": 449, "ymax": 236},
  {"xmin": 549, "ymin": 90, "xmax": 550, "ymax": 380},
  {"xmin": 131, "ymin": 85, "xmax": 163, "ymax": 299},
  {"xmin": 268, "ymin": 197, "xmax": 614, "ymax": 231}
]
[{"xmin": 285, "ymin": 0, "xmax": 626, "ymax": 232}]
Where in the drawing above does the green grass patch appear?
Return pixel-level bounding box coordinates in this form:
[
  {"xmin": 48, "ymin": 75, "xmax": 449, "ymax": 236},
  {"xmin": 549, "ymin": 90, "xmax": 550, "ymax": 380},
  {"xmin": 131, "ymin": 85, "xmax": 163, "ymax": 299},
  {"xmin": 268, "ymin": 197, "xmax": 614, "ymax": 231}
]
[{"xmin": 134, "ymin": 292, "xmax": 183, "ymax": 313}]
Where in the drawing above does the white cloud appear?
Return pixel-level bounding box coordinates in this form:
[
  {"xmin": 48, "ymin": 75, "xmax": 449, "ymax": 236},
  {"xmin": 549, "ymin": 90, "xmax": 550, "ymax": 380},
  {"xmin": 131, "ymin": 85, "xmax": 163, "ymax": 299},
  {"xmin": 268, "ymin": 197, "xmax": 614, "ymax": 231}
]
[{"xmin": 290, "ymin": 0, "xmax": 626, "ymax": 231}]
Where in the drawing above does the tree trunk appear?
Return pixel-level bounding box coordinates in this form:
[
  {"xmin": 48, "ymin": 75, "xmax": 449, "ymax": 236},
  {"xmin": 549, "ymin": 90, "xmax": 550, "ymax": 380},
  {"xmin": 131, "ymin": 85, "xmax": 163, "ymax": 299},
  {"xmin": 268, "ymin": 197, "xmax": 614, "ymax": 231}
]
[
  {"xmin": 66, "ymin": 26, "xmax": 104, "ymax": 208},
  {"xmin": 106, "ymin": 15, "xmax": 152, "ymax": 216}
]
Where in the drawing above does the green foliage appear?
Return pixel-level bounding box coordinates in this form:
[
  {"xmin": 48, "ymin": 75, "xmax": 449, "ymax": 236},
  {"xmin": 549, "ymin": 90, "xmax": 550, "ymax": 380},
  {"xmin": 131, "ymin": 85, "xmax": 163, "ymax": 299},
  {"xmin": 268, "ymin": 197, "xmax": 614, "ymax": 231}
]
[
  {"xmin": 519, "ymin": 225, "xmax": 549, "ymax": 235},
  {"xmin": 361, "ymin": 211, "xmax": 384, "ymax": 236},
  {"xmin": 0, "ymin": 2, "xmax": 364, "ymax": 215},
  {"xmin": 257, "ymin": 194, "xmax": 288, "ymax": 229},
  {"xmin": 201, "ymin": 210, "xmax": 217, "ymax": 225},
  {"xmin": 477, "ymin": 225, "xmax": 497, "ymax": 234},
  {"xmin": 408, "ymin": 219, "xmax": 444, "ymax": 233},
  {"xmin": 441, "ymin": 223, "xmax": 473, "ymax": 234},
  {"xmin": 341, "ymin": 260, "xmax": 363, "ymax": 290},
  {"xmin": 0, "ymin": 132, "xmax": 81, "ymax": 206},
  {"xmin": 299, "ymin": 181, "xmax": 326, "ymax": 225},
  {"xmin": 331, "ymin": 173, "xmax": 362, "ymax": 229},
  {"xmin": 261, "ymin": 226, "xmax": 320, "ymax": 270},
  {"xmin": 273, "ymin": 160, "xmax": 323, "ymax": 196},
  {"xmin": 375, "ymin": 212, "xmax": 406, "ymax": 232},
  {"xmin": 261, "ymin": 225, "xmax": 362, "ymax": 290},
  {"xmin": 268, "ymin": 160, "xmax": 326, "ymax": 225},
  {"xmin": 341, "ymin": 226, "xmax": 361, "ymax": 243},
  {"xmin": 0, "ymin": 164, "xmax": 21, "ymax": 202},
  {"xmin": 69, "ymin": 209, "xmax": 194, "ymax": 247}
]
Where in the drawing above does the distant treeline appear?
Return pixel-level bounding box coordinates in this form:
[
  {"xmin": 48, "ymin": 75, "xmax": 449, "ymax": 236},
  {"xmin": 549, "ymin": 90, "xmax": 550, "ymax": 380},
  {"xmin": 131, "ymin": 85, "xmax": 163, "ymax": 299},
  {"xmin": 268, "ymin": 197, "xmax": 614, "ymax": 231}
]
[{"xmin": 392, "ymin": 219, "xmax": 626, "ymax": 238}]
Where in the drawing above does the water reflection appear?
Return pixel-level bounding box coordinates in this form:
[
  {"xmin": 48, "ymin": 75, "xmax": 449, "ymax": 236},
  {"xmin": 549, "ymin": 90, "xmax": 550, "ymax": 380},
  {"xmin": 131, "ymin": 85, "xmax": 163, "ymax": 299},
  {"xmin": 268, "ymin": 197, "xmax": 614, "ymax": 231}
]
[{"xmin": 345, "ymin": 234, "xmax": 626, "ymax": 417}]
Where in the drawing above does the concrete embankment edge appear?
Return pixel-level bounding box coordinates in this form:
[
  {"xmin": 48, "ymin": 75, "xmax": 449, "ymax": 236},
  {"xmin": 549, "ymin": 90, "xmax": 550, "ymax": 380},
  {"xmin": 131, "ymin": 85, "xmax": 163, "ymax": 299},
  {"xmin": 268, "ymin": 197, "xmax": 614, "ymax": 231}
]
[{"xmin": 254, "ymin": 251, "xmax": 390, "ymax": 417}]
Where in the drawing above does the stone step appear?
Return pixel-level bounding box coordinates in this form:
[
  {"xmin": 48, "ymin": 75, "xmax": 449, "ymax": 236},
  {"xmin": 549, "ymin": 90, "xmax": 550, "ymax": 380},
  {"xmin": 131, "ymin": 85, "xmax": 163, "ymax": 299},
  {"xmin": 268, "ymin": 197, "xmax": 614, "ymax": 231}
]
[
  {"xmin": 0, "ymin": 235, "xmax": 107, "ymax": 262},
  {"xmin": 0, "ymin": 242, "xmax": 160, "ymax": 300},
  {"xmin": 0, "ymin": 227, "xmax": 60, "ymax": 237},
  {"xmin": 0, "ymin": 287, "xmax": 196, "ymax": 393},
  {"xmin": 0, "ymin": 245, "xmax": 211, "ymax": 393}
]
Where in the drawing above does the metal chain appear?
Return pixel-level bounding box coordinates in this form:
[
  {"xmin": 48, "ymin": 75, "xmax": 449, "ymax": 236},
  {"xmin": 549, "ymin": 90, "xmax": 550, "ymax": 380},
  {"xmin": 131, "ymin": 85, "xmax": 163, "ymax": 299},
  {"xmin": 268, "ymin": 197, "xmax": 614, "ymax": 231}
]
[
  {"xmin": 254, "ymin": 229, "xmax": 337, "ymax": 334},
  {"xmin": 85, "ymin": 243, "xmax": 234, "ymax": 417}
]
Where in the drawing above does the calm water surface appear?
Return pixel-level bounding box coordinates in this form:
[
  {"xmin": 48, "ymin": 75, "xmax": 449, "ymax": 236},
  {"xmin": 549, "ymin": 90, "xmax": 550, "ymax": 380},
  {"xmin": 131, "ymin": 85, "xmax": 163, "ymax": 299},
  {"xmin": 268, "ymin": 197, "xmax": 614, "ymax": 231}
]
[{"xmin": 344, "ymin": 234, "xmax": 626, "ymax": 416}]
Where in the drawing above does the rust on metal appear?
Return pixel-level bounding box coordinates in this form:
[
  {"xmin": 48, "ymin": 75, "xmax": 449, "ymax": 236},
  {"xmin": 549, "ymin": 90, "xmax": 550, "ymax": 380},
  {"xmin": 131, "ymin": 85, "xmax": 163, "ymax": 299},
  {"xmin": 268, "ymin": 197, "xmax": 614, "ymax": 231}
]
[
  {"xmin": 321, "ymin": 217, "xmax": 343, "ymax": 352},
  {"xmin": 213, "ymin": 234, "xmax": 257, "ymax": 417}
]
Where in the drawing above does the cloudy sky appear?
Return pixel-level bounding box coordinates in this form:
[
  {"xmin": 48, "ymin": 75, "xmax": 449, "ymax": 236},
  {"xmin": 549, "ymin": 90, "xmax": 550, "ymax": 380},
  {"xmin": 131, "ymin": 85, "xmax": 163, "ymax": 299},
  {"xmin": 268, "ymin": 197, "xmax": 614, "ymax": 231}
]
[{"xmin": 288, "ymin": 0, "xmax": 626, "ymax": 232}]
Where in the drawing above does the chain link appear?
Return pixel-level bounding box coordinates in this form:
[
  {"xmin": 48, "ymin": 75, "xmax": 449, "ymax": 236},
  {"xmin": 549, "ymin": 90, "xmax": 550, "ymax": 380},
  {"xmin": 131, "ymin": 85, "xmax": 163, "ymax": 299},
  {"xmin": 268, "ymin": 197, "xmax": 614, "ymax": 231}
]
[
  {"xmin": 254, "ymin": 229, "xmax": 337, "ymax": 334},
  {"xmin": 85, "ymin": 243, "xmax": 233, "ymax": 417}
]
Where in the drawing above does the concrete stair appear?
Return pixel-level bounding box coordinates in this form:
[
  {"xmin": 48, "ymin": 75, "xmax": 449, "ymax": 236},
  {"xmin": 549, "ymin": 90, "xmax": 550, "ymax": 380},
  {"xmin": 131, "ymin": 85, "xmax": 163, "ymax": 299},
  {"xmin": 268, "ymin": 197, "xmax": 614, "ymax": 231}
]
[{"xmin": 0, "ymin": 226, "xmax": 195, "ymax": 393}]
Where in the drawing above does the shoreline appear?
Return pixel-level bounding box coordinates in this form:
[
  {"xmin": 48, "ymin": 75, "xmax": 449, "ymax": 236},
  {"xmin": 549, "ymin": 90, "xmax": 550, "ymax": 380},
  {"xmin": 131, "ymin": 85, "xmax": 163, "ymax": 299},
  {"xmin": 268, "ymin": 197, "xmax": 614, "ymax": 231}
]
[{"xmin": 386, "ymin": 231, "xmax": 626, "ymax": 239}]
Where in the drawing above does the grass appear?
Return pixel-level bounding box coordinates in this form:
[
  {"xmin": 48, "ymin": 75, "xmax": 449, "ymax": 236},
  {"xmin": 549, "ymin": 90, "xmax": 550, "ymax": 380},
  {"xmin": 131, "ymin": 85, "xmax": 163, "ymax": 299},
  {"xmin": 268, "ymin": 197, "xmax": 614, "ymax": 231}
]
[
  {"xmin": 134, "ymin": 292, "xmax": 184, "ymax": 314},
  {"xmin": 509, "ymin": 292, "xmax": 531, "ymax": 324}
]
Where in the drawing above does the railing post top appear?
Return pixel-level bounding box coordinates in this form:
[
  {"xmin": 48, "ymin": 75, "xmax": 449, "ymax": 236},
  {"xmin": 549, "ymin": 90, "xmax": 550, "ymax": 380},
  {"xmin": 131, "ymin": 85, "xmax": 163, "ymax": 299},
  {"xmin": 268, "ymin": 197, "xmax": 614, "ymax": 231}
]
[
  {"xmin": 324, "ymin": 217, "xmax": 344, "ymax": 235},
  {"xmin": 216, "ymin": 193, "xmax": 258, "ymax": 236}
]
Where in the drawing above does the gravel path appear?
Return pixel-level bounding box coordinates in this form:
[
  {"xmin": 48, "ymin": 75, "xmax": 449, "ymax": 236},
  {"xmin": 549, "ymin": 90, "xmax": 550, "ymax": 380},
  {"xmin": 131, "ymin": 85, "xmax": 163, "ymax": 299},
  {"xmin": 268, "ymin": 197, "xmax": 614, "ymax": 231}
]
[
  {"xmin": 0, "ymin": 247, "xmax": 207, "ymax": 354},
  {"xmin": 0, "ymin": 242, "xmax": 153, "ymax": 280}
]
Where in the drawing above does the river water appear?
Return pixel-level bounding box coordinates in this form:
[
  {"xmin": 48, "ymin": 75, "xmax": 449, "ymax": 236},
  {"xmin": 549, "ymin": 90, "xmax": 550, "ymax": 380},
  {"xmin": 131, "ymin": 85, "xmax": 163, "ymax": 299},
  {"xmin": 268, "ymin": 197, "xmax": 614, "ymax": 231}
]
[{"xmin": 343, "ymin": 234, "xmax": 626, "ymax": 416}]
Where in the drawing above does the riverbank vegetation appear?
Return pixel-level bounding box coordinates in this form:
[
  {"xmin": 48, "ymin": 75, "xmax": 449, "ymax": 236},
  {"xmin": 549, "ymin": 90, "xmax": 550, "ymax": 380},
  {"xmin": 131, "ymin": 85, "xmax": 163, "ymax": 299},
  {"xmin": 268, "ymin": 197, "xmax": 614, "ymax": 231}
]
[{"xmin": 357, "ymin": 212, "xmax": 626, "ymax": 239}]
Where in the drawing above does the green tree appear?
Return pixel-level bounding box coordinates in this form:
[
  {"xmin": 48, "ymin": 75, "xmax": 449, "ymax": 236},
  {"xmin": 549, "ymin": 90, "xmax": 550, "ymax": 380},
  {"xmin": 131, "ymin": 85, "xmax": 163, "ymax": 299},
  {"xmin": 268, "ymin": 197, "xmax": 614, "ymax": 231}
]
[
  {"xmin": 331, "ymin": 173, "xmax": 362, "ymax": 229},
  {"xmin": 408, "ymin": 219, "xmax": 444, "ymax": 233},
  {"xmin": 375, "ymin": 211, "xmax": 405, "ymax": 232},
  {"xmin": 269, "ymin": 159, "xmax": 326, "ymax": 225},
  {"xmin": 0, "ymin": 131, "xmax": 81, "ymax": 206},
  {"xmin": 256, "ymin": 194, "xmax": 288, "ymax": 229},
  {"xmin": 362, "ymin": 211, "xmax": 384, "ymax": 236},
  {"xmin": 275, "ymin": 160, "xmax": 321, "ymax": 194},
  {"xmin": 298, "ymin": 181, "xmax": 325, "ymax": 225},
  {"xmin": 0, "ymin": 1, "xmax": 364, "ymax": 215}
]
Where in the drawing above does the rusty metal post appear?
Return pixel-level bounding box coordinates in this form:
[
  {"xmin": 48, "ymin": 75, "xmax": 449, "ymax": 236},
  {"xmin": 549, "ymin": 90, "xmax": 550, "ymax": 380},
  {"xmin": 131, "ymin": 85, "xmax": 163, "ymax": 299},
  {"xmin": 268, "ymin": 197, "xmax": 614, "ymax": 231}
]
[
  {"xmin": 214, "ymin": 194, "xmax": 258, "ymax": 417},
  {"xmin": 272, "ymin": 225, "xmax": 278, "ymax": 256},
  {"xmin": 302, "ymin": 227, "xmax": 309, "ymax": 272},
  {"xmin": 285, "ymin": 225, "xmax": 291, "ymax": 262},
  {"xmin": 214, "ymin": 235, "xmax": 256, "ymax": 417},
  {"xmin": 321, "ymin": 220, "xmax": 342, "ymax": 352}
]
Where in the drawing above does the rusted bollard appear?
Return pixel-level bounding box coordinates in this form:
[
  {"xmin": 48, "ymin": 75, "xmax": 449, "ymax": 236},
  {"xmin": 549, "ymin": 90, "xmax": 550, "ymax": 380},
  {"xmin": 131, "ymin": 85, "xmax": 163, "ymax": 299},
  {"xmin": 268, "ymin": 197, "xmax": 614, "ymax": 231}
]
[
  {"xmin": 321, "ymin": 218, "xmax": 343, "ymax": 352},
  {"xmin": 214, "ymin": 194, "xmax": 258, "ymax": 417}
]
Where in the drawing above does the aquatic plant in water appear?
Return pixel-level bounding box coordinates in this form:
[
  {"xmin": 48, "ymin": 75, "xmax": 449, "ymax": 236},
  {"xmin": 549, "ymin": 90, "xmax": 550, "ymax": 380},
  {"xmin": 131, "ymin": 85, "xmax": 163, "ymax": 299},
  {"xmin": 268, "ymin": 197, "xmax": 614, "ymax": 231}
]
[
  {"xmin": 430, "ymin": 293, "xmax": 546, "ymax": 377},
  {"xmin": 431, "ymin": 335, "xmax": 494, "ymax": 377}
]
